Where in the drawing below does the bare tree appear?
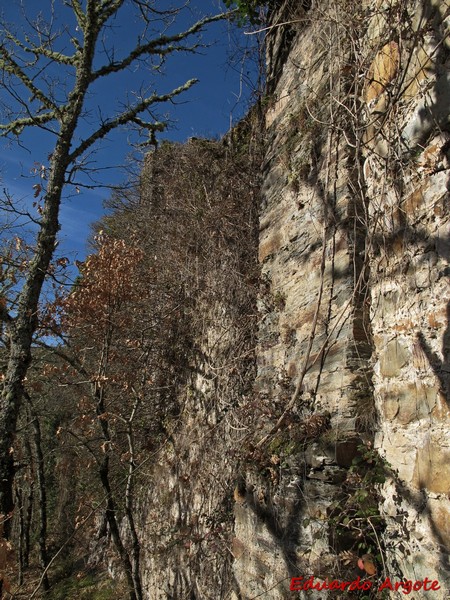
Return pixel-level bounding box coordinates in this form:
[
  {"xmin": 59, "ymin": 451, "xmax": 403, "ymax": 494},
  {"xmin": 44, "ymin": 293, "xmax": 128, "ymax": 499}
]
[{"xmin": 0, "ymin": 0, "xmax": 229, "ymax": 536}]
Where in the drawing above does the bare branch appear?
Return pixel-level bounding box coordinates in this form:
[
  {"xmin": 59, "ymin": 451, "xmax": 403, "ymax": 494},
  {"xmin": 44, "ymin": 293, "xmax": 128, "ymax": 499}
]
[
  {"xmin": 0, "ymin": 111, "xmax": 57, "ymax": 136},
  {"xmin": 0, "ymin": 46, "xmax": 60, "ymax": 117},
  {"xmin": 68, "ymin": 79, "xmax": 195, "ymax": 162},
  {"xmin": 96, "ymin": 0, "xmax": 127, "ymax": 27},
  {"xmin": 5, "ymin": 30, "xmax": 76, "ymax": 66},
  {"xmin": 92, "ymin": 11, "xmax": 228, "ymax": 81},
  {"xmin": 66, "ymin": 0, "xmax": 86, "ymax": 31}
]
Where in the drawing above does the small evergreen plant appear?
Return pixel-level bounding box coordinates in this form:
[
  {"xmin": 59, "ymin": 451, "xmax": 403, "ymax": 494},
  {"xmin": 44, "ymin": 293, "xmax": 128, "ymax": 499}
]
[{"xmin": 223, "ymin": 0, "xmax": 269, "ymax": 24}]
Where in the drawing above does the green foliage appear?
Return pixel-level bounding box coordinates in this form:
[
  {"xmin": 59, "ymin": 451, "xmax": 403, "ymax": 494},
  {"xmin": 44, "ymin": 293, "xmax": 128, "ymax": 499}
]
[
  {"xmin": 351, "ymin": 443, "xmax": 388, "ymax": 486},
  {"xmin": 272, "ymin": 290, "xmax": 287, "ymax": 310},
  {"xmin": 48, "ymin": 569, "xmax": 122, "ymax": 600},
  {"xmin": 268, "ymin": 432, "xmax": 298, "ymax": 457},
  {"xmin": 327, "ymin": 443, "xmax": 389, "ymax": 584},
  {"xmin": 223, "ymin": 0, "xmax": 269, "ymax": 24}
]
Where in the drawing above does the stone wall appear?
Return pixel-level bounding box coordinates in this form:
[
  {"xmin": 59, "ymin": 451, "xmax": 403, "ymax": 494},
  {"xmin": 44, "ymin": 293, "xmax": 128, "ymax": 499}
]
[
  {"xmin": 366, "ymin": 0, "xmax": 450, "ymax": 587},
  {"xmin": 132, "ymin": 137, "xmax": 261, "ymax": 600},
  {"xmin": 135, "ymin": 1, "xmax": 449, "ymax": 597},
  {"xmin": 232, "ymin": 0, "xmax": 449, "ymax": 597}
]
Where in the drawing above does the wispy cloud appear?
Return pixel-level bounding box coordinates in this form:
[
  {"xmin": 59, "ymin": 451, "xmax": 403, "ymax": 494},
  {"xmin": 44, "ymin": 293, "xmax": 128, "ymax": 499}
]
[
  {"xmin": 1, "ymin": 181, "xmax": 103, "ymax": 261},
  {"xmin": 58, "ymin": 196, "xmax": 105, "ymax": 258}
]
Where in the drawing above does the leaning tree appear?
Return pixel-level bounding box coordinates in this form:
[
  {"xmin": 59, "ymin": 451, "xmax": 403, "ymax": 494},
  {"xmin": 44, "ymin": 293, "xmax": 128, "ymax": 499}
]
[{"xmin": 0, "ymin": 0, "xmax": 228, "ymax": 537}]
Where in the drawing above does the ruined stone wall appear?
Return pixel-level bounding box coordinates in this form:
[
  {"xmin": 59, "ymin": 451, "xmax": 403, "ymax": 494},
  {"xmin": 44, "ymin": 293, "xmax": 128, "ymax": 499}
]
[
  {"xmin": 231, "ymin": 0, "xmax": 449, "ymax": 598},
  {"xmin": 365, "ymin": 0, "xmax": 450, "ymax": 588},
  {"xmin": 134, "ymin": 2, "xmax": 449, "ymax": 598},
  {"xmin": 131, "ymin": 137, "xmax": 261, "ymax": 600}
]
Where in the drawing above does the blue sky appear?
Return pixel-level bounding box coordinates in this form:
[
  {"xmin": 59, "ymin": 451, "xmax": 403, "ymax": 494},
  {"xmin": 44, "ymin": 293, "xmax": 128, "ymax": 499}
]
[{"xmin": 0, "ymin": 0, "xmax": 261, "ymax": 264}]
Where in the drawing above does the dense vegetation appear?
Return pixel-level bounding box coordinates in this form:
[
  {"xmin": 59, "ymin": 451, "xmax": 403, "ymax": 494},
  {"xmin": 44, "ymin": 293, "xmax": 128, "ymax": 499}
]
[{"xmin": 3, "ymin": 113, "xmax": 263, "ymax": 598}]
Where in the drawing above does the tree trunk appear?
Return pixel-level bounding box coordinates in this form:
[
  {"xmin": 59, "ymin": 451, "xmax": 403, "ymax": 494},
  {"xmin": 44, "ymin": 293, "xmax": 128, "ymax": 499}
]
[
  {"xmin": 23, "ymin": 438, "xmax": 34, "ymax": 570},
  {"xmin": 0, "ymin": 342, "xmax": 31, "ymax": 537},
  {"xmin": 99, "ymin": 456, "xmax": 137, "ymax": 600},
  {"xmin": 15, "ymin": 487, "xmax": 24, "ymax": 586},
  {"xmin": 0, "ymin": 2, "xmax": 98, "ymax": 522},
  {"xmin": 125, "ymin": 409, "xmax": 142, "ymax": 600},
  {"xmin": 28, "ymin": 400, "xmax": 50, "ymax": 591},
  {"xmin": 0, "ymin": 122, "xmax": 80, "ymax": 533}
]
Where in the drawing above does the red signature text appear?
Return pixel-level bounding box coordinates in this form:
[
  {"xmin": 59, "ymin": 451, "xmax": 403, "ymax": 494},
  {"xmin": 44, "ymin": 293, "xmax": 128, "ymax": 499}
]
[
  {"xmin": 290, "ymin": 576, "xmax": 441, "ymax": 595},
  {"xmin": 290, "ymin": 576, "xmax": 371, "ymax": 592}
]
